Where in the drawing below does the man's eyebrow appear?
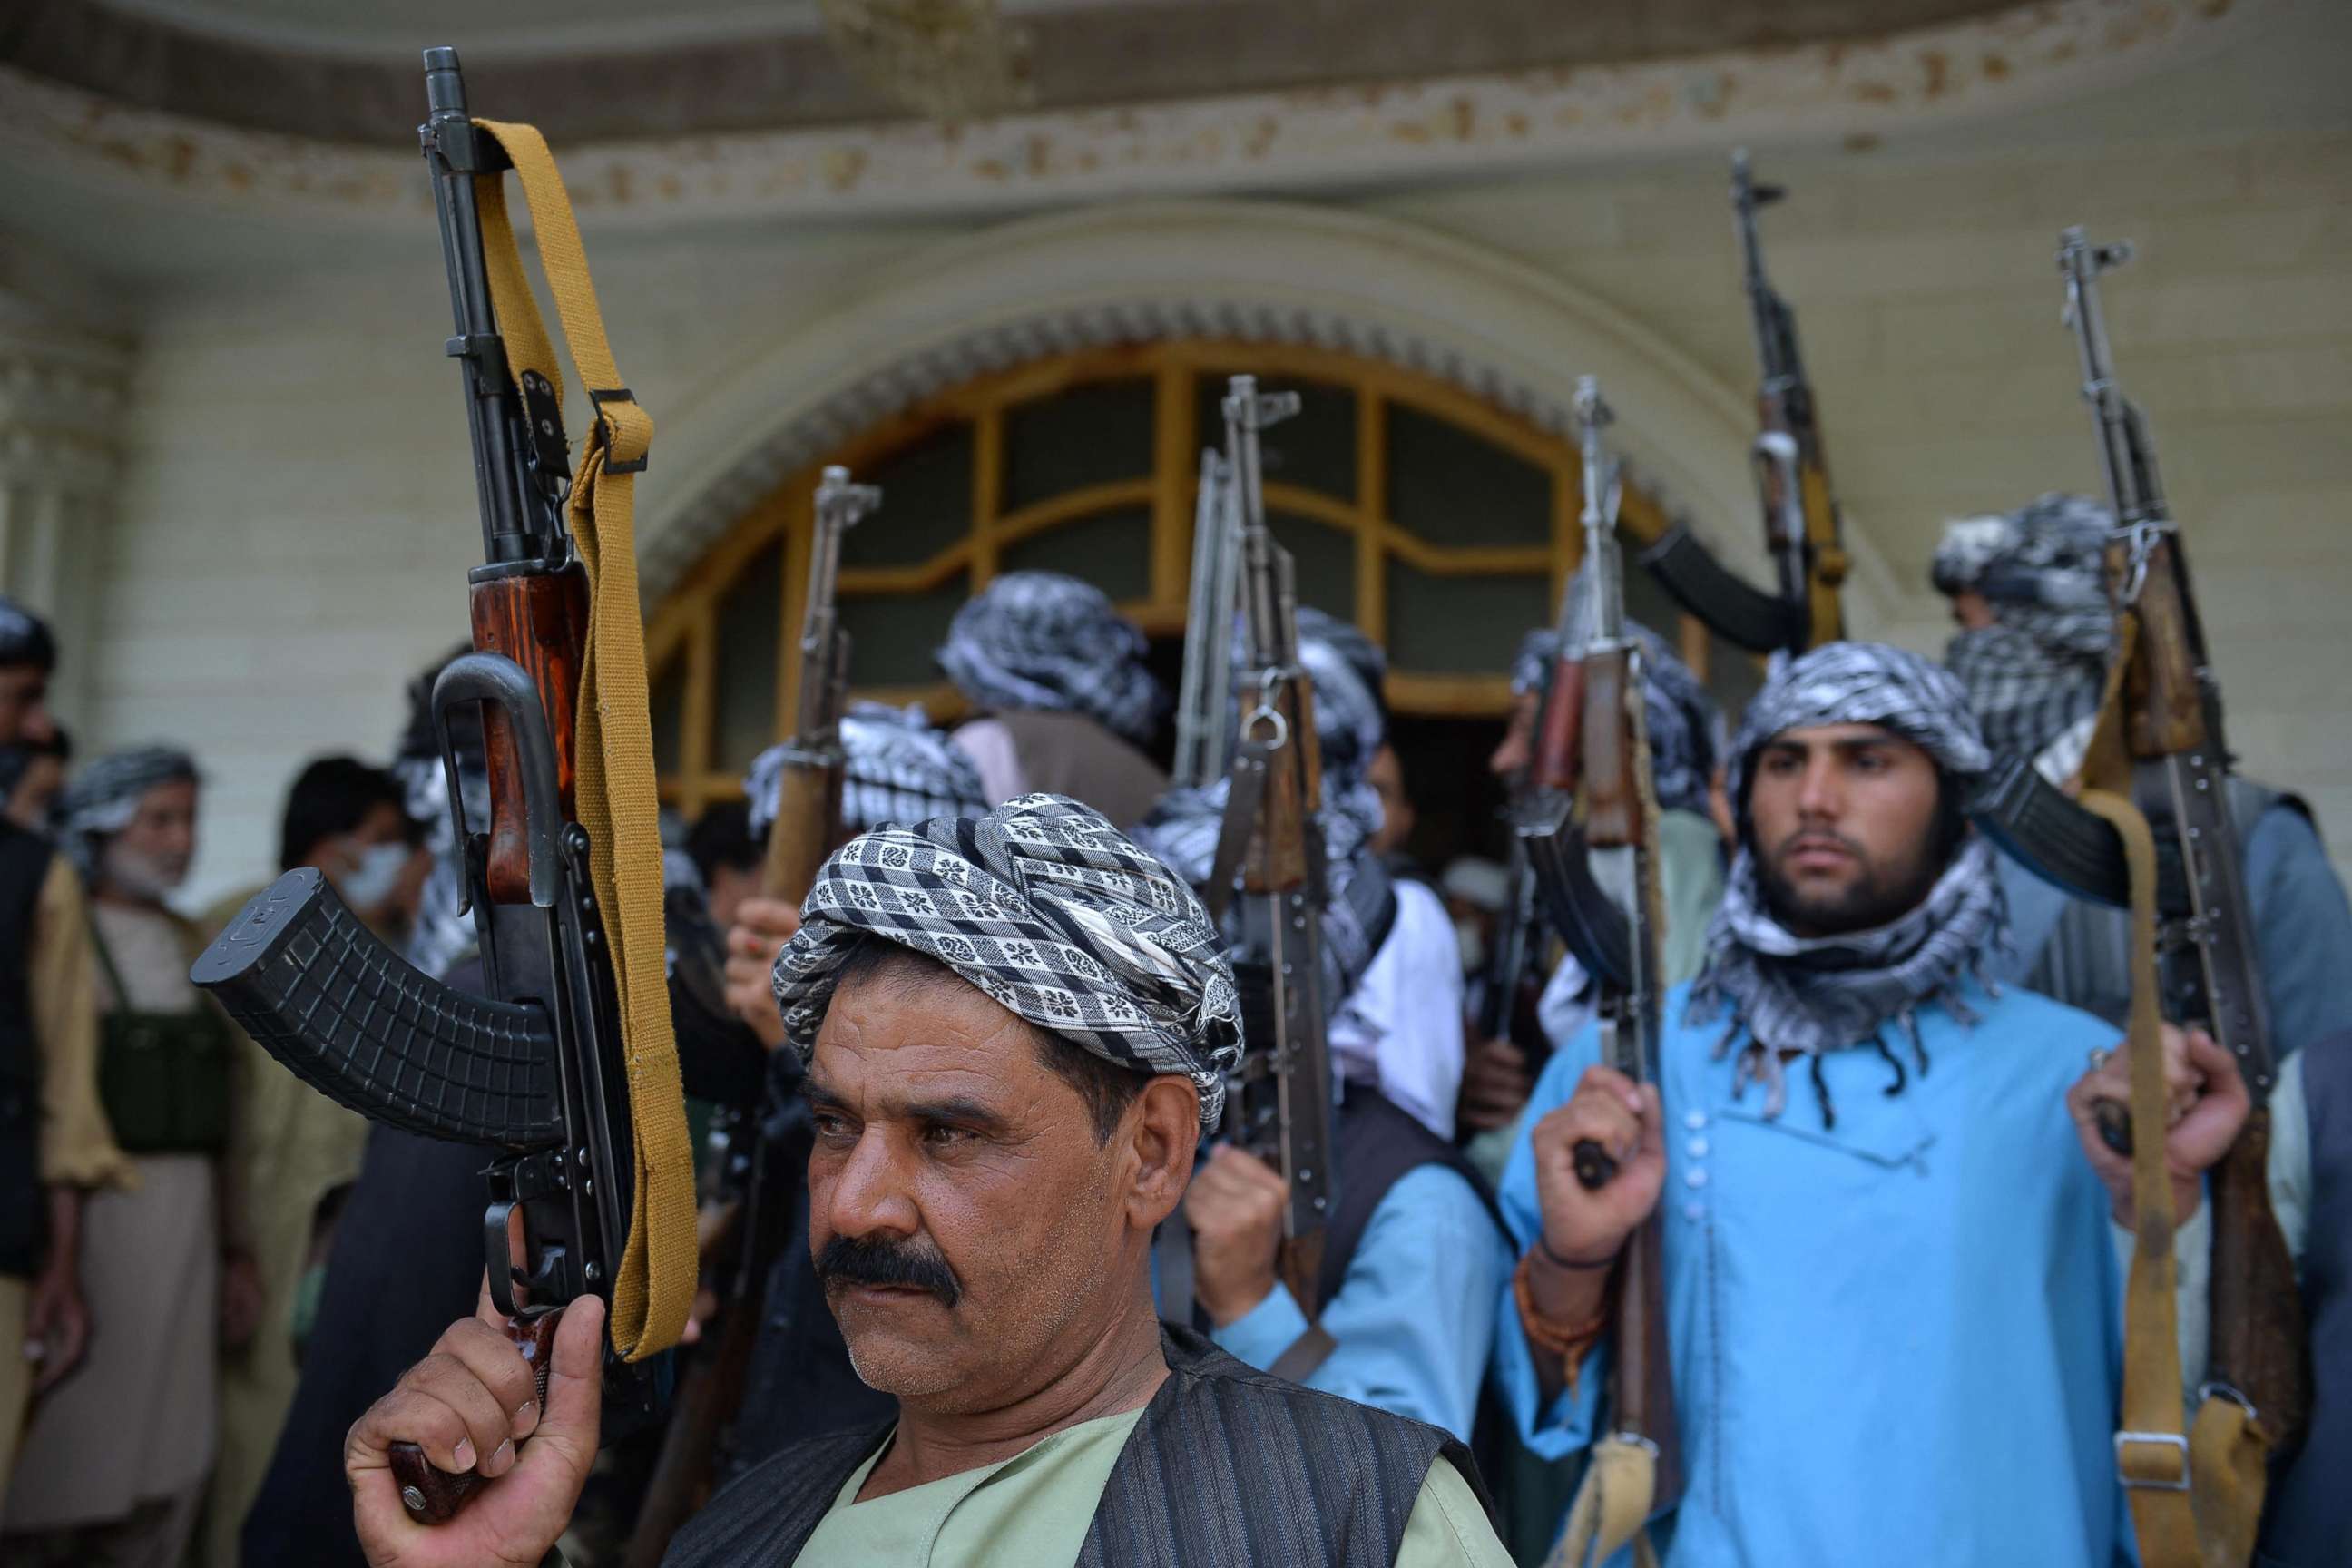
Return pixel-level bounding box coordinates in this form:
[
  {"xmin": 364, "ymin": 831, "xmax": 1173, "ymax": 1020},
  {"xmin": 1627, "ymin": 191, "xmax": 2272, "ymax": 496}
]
[
  {"xmin": 904, "ymin": 1094, "xmax": 1011, "ymax": 1133},
  {"xmin": 802, "ymin": 1077, "xmax": 849, "ymax": 1113}
]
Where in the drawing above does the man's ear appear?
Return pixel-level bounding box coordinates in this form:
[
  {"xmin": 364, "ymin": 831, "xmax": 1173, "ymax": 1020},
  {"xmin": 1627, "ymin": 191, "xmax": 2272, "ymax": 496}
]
[{"xmin": 1122, "ymin": 1076, "xmax": 1201, "ymax": 1230}]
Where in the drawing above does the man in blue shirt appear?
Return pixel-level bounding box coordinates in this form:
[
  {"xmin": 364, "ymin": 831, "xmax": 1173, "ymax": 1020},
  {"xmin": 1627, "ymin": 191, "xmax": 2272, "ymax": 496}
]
[{"xmin": 1497, "ymin": 642, "xmax": 2133, "ymax": 1566}]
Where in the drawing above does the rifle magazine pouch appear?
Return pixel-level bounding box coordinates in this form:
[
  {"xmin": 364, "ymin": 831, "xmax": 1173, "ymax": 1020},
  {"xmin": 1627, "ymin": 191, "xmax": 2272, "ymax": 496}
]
[{"xmin": 97, "ymin": 1007, "xmax": 230, "ymax": 1155}]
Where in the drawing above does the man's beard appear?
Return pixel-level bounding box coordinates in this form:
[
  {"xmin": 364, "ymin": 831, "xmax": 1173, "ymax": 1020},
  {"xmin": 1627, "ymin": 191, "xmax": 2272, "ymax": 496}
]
[
  {"xmin": 816, "ymin": 1232, "xmax": 962, "ymax": 1308},
  {"xmin": 1756, "ymin": 828, "xmax": 1942, "ymax": 938},
  {"xmin": 101, "ymin": 841, "xmax": 188, "ymax": 901}
]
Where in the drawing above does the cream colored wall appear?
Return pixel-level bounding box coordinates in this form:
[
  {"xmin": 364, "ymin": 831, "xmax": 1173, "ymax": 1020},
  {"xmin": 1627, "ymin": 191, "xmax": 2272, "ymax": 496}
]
[{"xmin": 67, "ymin": 80, "xmax": 2352, "ymax": 910}]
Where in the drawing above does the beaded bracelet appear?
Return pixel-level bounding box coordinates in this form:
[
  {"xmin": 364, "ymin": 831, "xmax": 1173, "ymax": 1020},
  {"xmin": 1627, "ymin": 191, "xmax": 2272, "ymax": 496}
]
[{"xmin": 1513, "ymin": 1249, "xmax": 1612, "ymax": 1363}]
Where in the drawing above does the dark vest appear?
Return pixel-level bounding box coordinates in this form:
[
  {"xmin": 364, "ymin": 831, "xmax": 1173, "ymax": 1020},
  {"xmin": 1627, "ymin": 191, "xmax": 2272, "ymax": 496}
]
[
  {"xmin": 662, "ymin": 1325, "xmax": 1486, "ymax": 1568},
  {"xmin": 1319, "ymin": 1084, "xmax": 1502, "ymax": 1311},
  {"xmin": 0, "ymin": 822, "xmax": 53, "ymax": 1278},
  {"xmin": 995, "ymin": 710, "xmax": 1170, "ymax": 831},
  {"xmin": 2257, "ymin": 1036, "xmax": 2350, "ymax": 1567}
]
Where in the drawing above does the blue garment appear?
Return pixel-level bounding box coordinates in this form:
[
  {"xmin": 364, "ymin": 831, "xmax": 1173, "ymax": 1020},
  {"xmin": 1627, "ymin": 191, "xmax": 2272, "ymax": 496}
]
[
  {"xmin": 1212, "ymin": 1165, "xmax": 1508, "ymax": 1443},
  {"xmin": 1494, "ymin": 977, "xmax": 2135, "ymax": 1567}
]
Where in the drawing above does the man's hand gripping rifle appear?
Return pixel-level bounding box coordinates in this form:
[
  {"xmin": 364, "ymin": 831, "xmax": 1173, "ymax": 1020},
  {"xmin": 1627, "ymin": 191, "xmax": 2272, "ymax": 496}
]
[
  {"xmin": 190, "ymin": 47, "xmax": 694, "ymax": 1525},
  {"xmin": 1518, "ymin": 377, "xmax": 1684, "ymax": 1519},
  {"xmin": 1199, "ymin": 375, "xmax": 1338, "ymax": 1317},
  {"xmin": 1643, "ymin": 151, "xmax": 1848, "ymax": 655}
]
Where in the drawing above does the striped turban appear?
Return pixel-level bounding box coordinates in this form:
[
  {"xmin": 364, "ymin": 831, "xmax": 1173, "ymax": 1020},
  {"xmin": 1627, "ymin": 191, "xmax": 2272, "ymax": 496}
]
[
  {"xmin": 771, "ymin": 793, "xmax": 1241, "ymax": 1128},
  {"xmin": 54, "ymin": 745, "xmax": 198, "ymax": 872},
  {"xmin": 937, "ymin": 572, "xmax": 1164, "ymax": 745}
]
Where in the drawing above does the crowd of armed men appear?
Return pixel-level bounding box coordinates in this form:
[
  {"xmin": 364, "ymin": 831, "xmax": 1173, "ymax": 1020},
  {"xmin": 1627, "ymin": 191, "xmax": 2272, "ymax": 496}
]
[{"xmin": 2, "ymin": 216, "xmax": 2348, "ymax": 1568}]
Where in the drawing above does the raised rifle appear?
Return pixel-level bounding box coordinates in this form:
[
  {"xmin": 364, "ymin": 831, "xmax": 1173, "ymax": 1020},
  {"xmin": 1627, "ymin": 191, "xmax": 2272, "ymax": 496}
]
[
  {"xmin": 1522, "ymin": 379, "xmax": 1684, "ymax": 1545},
  {"xmin": 624, "ymin": 466, "xmax": 878, "ymax": 1565},
  {"xmin": 1206, "ymin": 374, "xmax": 1338, "ymax": 1319},
  {"xmin": 1642, "ymin": 150, "xmax": 1848, "ymax": 654},
  {"xmin": 1173, "ymin": 447, "xmax": 1243, "ymax": 790},
  {"xmin": 1993, "ymin": 237, "xmax": 2308, "ymax": 1547},
  {"xmin": 189, "ymin": 47, "xmax": 692, "ymax": 1524}
]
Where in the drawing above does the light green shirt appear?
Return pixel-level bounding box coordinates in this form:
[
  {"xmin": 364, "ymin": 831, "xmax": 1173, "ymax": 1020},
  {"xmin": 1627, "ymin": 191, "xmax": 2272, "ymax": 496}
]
[{"xmin": 793, "ymin": 1404, "xmax": 1512, "ymax": 1567}]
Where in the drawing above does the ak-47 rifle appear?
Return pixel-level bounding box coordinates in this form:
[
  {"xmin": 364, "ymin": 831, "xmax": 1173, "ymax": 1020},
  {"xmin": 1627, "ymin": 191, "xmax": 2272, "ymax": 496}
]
[
  {"xmin": 1208, "ymin": 375, "xmax": 1338, "ymax": 1318},
  {"xmin": 1517, "ymin": 378, "xmax": 1683, "ymax": 1541},
  {"xmin": 191, "ymin": 47, "xmax": 691, "ymax": 1524},
  {"xmin": 624, "ymin": 466, "xmax": 879, "ymax": 1566},
  {"xmin": 1173, "ymin": 447, "xmax": 1242, "ymax": 790},
  {"xmin": 1984, "ymin": 235, "xmax": 2308, "ymax": 1522},
  {"xmin": 1643, "ymin": 150, "xmax": 1848, "ymax": 655}
]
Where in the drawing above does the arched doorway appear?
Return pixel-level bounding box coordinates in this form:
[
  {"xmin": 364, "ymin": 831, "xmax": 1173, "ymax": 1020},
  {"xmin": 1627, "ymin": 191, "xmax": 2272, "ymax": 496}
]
[{"xmin": 643, "ymin": 336, "xmax": 1760, "ymax": 872}]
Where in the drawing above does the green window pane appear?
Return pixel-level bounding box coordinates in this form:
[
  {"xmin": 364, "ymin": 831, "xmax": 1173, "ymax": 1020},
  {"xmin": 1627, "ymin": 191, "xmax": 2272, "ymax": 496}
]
[
  {"xmin": 1385, "ymin": 561, "xmax": 1550, "ymax": 675},
  {"xmin": 845, "ymin": 423, "xmax": 974, "ymax": 569},
  {"xmin": 1270, "ymin": 510, "xmax": 1355, "ymax": 622},
  {"xmin": 1194, "ymin": 374, "xmax": 1356, "ymax": 503},
  {"xmin": 712, "ymin": 539, "xmax": 784, "ymax": 772},
  {"xmin": 1387, "ymin": 404, "xmax": 1549, "ymax": 548},
  {"xmin": 651, "ymin": 653, "xmax": 686, "ymax": 776},
  {"xmin": 1002, "ymin": 378, "xmax": 1154, "ymax": 511},
  {"xmin": 998, "ymin": 507, "xmax": 1152, "ymax": 603},
  {"xmin": 841, "ymin": 570, "xmax": 970, "ymax": 688}
]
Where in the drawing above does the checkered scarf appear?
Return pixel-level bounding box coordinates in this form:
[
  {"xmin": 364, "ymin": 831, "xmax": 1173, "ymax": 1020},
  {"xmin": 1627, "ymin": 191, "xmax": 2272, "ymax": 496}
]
[
  {"xmin": 1692, "ymin": 642, "xmax": 2004, "ymax": 1125},
  {"xmin": 1289, "ymin": 608, "xmax": 1387, "ymax": 787},
  {"xmin": 771, "ymin": 793, "xmax": 1241, "ymax": 1128},
  {"xmin": 1511, "ymin": 621, "xmax": 1721, "ymax": 819},
  {"xmin": 745, "ymin": 701, "xmax": 990, "ymax": 839},
  {"xmin": 1935, "ymin": 494, "xmax": 2114, "ymax": 763},
  {"xmin": 54, "ymin": 745, "xmax": 198, "ymax": 872},
  {"xmin": 937, "ymin": 572, "xmax": 1164, "ymax": 745}
]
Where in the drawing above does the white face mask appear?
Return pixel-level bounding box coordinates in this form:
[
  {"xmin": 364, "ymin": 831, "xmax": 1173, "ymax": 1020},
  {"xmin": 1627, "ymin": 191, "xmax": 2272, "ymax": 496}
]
[{"xmin": 335, "ymin": 840, "xmax": 413, "ymax": 910}]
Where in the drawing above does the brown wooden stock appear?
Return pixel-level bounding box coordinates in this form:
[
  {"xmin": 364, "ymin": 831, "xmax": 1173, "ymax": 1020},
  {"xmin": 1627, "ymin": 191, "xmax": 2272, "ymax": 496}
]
[
  {"xmin": 759, "ymin": 759, "xmax": 838, "ymax": 904},
  {"xmin": 387, "ymin": 1309, "xmax": 562, "ymax": 1524},
  {"xmin": 1279, "ymin": 1230, "xmax": 1327, "ymax": 1324},
  {"xmin": 1579, "ymin": 649, "xmax": 1641, "ymax": 848},
  {"xmin": 2207, "ymin": 1105, "xmax": 2311, "ymax": 1453},
  {"xmin": 1798, "ymin": 458, "xmax": 1847, "ymax": 647},
  {"xmin": 1612, "ymin": 1212, "xmax": 1684, "ymax": 1509},
  {"xmin": 1531, "ymin": 655, "xmax": 1586, "ymax": 794},
  {"xmin": 468, "ymin": 569, "xmax": 589, "ymax": 906},
  {"xmin": 2116, "ymin": 539, "xmax": 2206, "ymax": 760},
  {"xmin": 1243, "ymin": 678, "xmax": 1315, "ymax": 894}
]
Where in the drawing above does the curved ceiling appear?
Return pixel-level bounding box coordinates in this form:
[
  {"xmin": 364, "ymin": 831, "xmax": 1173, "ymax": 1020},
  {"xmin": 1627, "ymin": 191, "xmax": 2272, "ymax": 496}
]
[{"xmin": 13, "ymin": 0, "xmax": 2024, "ymax": 144}]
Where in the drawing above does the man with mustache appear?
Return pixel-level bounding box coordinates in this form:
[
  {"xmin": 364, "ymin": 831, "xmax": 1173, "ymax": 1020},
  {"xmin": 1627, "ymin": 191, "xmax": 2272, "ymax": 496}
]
[
  {"xmin": 1496, "ymin": 643, "xmax": 2159, "ymax": 1565},
  {"xmin": 345, "ymin": 795, "xmax": 1512, "ymax": 1567}
]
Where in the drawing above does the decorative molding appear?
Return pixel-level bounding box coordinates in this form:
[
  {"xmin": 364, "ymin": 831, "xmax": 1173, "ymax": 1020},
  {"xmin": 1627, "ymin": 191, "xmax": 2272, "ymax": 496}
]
[
  {"xmin": 0, "ymin": 0, "xmax": 2273, "ymax": 227},
  {"xmin": 632, "ymin": 198, "xmax": 1906, "ymax": 628},
  {"xmin": 0, "ymin": 318, "xmax": 134, "ymax": 495}
]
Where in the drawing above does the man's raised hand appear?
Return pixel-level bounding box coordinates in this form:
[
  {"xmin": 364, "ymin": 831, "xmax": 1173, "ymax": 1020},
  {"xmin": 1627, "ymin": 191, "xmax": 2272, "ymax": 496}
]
[
  {"xmin": 346, "ymin": 1285, "xmax": 604, "ymax": 1568},
  {"xmin": 1530, "ymin": 1064, "xmax": 1664, "ymax": 1271},
  {"xmin": 2066, "ymin": 1023, "xmax": 2250, "ymax": 1230},
  {"xmin": 723, "ymin": 897, "xmax": 802, "ymax": 1050}
]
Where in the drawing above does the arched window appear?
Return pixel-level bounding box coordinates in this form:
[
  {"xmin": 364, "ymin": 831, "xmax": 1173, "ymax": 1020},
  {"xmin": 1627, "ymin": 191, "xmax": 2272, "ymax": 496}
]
[{"xmin": 645, "ymin": 339, "xmax": 1759, "ymax": 818}]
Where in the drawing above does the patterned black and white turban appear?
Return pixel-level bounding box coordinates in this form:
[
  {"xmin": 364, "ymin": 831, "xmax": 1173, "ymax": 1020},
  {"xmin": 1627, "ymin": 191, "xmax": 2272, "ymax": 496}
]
[
  {"xmin": 55, "ymin": 745, "xmax": 199, "ymax": 872},
  {"xmin": 1725, "ymin": 640, "xmax": 1991, "ymax": 808},
  {"xmin": 937, "ymin": 572, "xmax": 1164, "ymax": 746},
  {"xmin": 1695, "ymin": 641, "xmax": 2004, "ymax": 1127},
  {"xmin": 0, "ymin": 597, "xmax": 55, "ymax": 672},
  {"xmin": 1290, "ymin": 608, "xmax": 1387, "ymax": 787},
  {"xmin": 1510, "ymin": 621, "xmax": 1721, "ymax": 820},
  {"xmin": 745, "ymin": 701, "xmax": 990, "ymax": 840},
  {"xmin": 1933, "ymin": 494, "xmax": 2115, "ymax": 765},
  {"xmin": 771, "ymin": 793, "xmax": 1241, "ymax": 1128}
]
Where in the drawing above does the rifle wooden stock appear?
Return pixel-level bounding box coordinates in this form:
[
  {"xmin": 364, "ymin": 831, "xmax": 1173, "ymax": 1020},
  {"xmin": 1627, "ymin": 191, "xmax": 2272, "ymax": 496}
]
[
  {"xmin": 1243, "ymin": 679, "xmax": 1318, "ymax": 894},
  {"xmin": 2206, "ymin": 1105, "xmax": 2310, "ymax": 1453},
  {"xmin": 760, "ymin": 758, "xmax": 839, "ymax": 904},
  {"xmin": 1533, "ymin": 655, "xmax": 1586, "ymax": 796},
  {"xmin": 1279, "ymin": 1230, "xmax": 1326, "ymax": 1321},
  {"xmin": 1578, "ymin": 648, "xmax": 1640, "ymax": 849},
  {"xmin": 1796, "ymin": 457, "xmax": 1847, "ymax": 647},
  {"xmin": 1613, "ymin": 1214, "xmax": 1684, "ymax": 1508},
  {"xmin": 468, "ymin": 568, "xmax": 587, "ymax": 905},
  {"xmin": 2117, "ymin": 540, "xmax": 2205, "ymax": 760}
]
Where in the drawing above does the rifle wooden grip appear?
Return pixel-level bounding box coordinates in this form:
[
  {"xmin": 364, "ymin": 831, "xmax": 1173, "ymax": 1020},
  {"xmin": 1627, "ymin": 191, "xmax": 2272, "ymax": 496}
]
[
  {"xmin": 760, "ymin": 760, "xmax": 838, "ymax": 904},
  {"xmin": 1279, "ymin": 1230, "xmax": 1327, "ymax": 1325},
  {"xmin": 2206, "ymin": 1106, "xmax": 2310, "ymax": 1454},
  {"xmin": 1243, "ymin": 679, "xmax": 1315, "ymax": 893},
  {"xmin": 1612, "ymin": 1214, "xmax": 1684, "ymax": 1511},
  {"xmin": 1579, "ymin": 650, "xmax": 1640, "ymax": 848},
  {"xmin": 469, "ymin": 570, "xmax": 588, "ymax": 906},
  {"xmin": 1531, "ymin": 657, "xmax": 1585, "ymax": 794},
  {"xmin": 388, "ymin": 1310, "xmax": 563, "ymax": 1525},
  {"xmin": 2116, "ymin": 539, "xmax": 2205, "ymax": 759}
]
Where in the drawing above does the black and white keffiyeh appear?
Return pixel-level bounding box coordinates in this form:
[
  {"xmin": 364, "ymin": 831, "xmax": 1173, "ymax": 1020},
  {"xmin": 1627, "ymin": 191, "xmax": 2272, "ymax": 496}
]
[
  {"xmin": 937, "ymin": 572, "xmax": 1164, "ymax": 745},
  {"xmin": 54, "ymin": 745, "xmax": 198, "ymax": 872},
  {"xmin": 1511, "ymin": 621, "xmax": 1721, "ymax": 820},
  {"xmin": 1693, "ymin": 641, "xmax": 2004, "ymax": 1125},
  {"xmin": 771, "ymin": 793, "xmax": 1241, "ymax": 1127},
  {"xmin": 1935, "ymin": 494, "xmax": 2114, "ymax": 767},
  {"xmin": 1289, "ymin": 607, "xmax": 1387, "ymax": 787},
  {"xmin": 745, "ymin": 701, "xmax": 990, "ymax": 840}
]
